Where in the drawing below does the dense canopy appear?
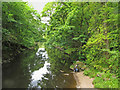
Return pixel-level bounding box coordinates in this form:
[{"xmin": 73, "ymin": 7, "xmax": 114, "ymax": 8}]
[
  {"xmin": 2, "ymin": 1, "xmax": 119, "ymax": 88},
  {"xmin": 42, "ymin": 2, "xmax": 119, "ymax": 88},
  {"xmin": 2, "ymin": 2, "xmax": 43, "ymax": 50}
]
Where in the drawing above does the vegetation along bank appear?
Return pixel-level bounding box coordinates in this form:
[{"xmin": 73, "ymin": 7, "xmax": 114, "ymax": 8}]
[
  {"xmin": 2, "ymin": 1, "xmax": 119, "ymax": 88},
  {"xmin": 42, "ymin": 2, "xmax": 119, "ymax": 88}
]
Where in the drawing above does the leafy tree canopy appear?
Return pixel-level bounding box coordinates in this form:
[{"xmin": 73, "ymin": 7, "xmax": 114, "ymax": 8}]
[{"xmin": 2, "ymin": 2, "xmax": 43, "ymax": 49}]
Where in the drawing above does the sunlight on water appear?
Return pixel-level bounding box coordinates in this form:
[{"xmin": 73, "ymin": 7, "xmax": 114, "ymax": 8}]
[
  {"xmin": 30, "ymin": 48, "xmax": 50, "ymax": 87},
  {"xmin": 3, "ymin": 48, "xmax": 76, "ymax": 88},
  {"xmin": 36, "ymin": 48, "xmax": 48, "ymax": 58}
]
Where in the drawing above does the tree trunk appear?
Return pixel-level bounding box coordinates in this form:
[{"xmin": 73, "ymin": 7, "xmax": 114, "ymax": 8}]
[{"xmin": 103, "ymin": 3, "xmax": 109, "ymax": 60}]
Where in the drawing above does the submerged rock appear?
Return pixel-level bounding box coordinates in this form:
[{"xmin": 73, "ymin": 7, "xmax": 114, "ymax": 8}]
[
  {"xmin": 64, "ymin": 73, "xmax": 69, "ymax": 76},
  {"xmin": 60, "ymin": 70, "xmax": 64, "ymax": 72}
]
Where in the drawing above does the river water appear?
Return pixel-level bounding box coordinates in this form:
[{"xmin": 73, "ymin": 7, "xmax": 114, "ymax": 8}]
[{"xmin": 2, "ymin": 48, "xmax": 76, "ymax": 88}]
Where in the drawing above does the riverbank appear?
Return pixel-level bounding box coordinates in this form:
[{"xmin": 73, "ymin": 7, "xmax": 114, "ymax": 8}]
[{"xmin": 73, "ymin": 71, "xmax": 94, "ymax": 88}]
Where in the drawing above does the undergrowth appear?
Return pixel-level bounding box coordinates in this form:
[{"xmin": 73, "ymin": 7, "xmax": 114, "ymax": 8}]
[{"xmin": 84, "ymin": 67, "xmax": 118, "ymax": 88}]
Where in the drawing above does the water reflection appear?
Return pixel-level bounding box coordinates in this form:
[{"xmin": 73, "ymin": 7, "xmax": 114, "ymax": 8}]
[
  {"xmin": 36, "ymin": 48, "xmax": 48, "ymax": 59},
  {"xmin": 29, "ymin": 48, "xmax": 50, "ymax": 88},
  {"xmin": 2, "ymin": 48, "xmax": 76, "ymax": 88}
]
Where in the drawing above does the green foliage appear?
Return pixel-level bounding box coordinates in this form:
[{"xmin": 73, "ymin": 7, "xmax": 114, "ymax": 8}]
[
  {"xmin": 70, "ymin": 65, "xmax": 74, "ymax": 70},
  {"xmin": 84, "ymin": 2, "xmax": 119, "ymax": 76},
  {"xmin": 84, "ymin": 67, "xmax": 118, "ymax": 88},
  {"xmin": 70, "ymin": 61, "xmax": 86, "ymax": 71},
  {"xmin": 84, "ymin": 67, "xmax": 99, "ymax": 78},
  {"xmin": 42, "ymin": 2, "xmax": 119, "ymax": 88},
  {"xmin": 2, "ymin": 1, "xmax": 119, "ymax": 88},
  {"xmin": 93, "ymin": 72, "xmax": 118, "ymax": 88},
  {"xmin": 84, "ymin": 69, "xmax": 91, "ymax": 76},
  {"xmin": 2, "ymin": 2, "xmax": 43, "ymax": 50}
]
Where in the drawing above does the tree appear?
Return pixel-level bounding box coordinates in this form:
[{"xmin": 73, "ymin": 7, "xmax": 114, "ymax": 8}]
[
  {"xmin": 2, "ymin": 2, "xmax": 43, "ymax": 50},
  {"xmin": 42, "ymin": 2, "xmax": 119, "ymax": 88}
]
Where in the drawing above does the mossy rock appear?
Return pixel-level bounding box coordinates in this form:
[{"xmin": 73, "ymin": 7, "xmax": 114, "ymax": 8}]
[{"xmin": 77, "ymin": 61, "xmax": 85, "ymax": 69}]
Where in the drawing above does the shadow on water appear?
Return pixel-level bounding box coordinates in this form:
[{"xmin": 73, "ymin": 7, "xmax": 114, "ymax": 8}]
[{"xmin": 2, "ymin": 48, "xmax": 76, "ymax": 88}]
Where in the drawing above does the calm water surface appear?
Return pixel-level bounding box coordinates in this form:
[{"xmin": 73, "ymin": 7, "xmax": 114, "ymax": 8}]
[{"xmin": 2, "ymin": 48, "xmax": 76, "ymax": 88}]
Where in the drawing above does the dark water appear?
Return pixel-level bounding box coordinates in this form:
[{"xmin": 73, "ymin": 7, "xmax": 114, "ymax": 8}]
[{"xmin": 2, "ymin": 48, "xmax": 76, "ymax": 88}]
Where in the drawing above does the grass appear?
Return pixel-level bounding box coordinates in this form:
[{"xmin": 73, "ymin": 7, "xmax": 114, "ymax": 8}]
[{"xmin": 70, "ymin": 60, "xmax": 118, "ymax": 88}]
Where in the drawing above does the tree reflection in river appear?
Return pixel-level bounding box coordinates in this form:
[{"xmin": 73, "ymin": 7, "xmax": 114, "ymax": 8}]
[
  {"xmin": 36, "ymin": 47, "xmax": 76, "ymax": 88},
  {"xmin": 46, "ymin": 46, "xmax": 72, "ymax": 74},
  {"xmin": 2, "ymin": 48, "xmax": 76, "ymax": 88}
]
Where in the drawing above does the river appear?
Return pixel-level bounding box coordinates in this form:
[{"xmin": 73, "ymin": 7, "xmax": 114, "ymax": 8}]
[{"xmin": 2, "ymin": 48, "xmax": 76, "ymax": 88}]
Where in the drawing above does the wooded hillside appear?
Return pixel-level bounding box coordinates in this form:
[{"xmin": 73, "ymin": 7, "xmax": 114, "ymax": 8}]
[{"xmin": 42, "ymin": 2, "xmax": 119, "ymax": 88}]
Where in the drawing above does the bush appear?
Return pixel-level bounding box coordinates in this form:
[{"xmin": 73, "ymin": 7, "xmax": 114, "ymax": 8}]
[{"xmin": 93, "ymin": 72, "xmax": 118, "ymax": 88}]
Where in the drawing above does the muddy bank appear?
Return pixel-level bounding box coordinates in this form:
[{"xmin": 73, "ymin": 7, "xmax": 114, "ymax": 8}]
[{"xmin": 73, "ymin": 71, "xmax": 94, "ymax": 88}]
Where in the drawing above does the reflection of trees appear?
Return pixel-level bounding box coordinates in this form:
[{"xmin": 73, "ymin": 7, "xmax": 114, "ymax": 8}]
[
  {"xmin": 2, "ymin": 47, "xmax": 76, "ymax": 88},
  {"xmin": 46, "ymin": 47, "xmax": 72, "ymax": 74},
  {"xmin": 2, "ymin": 50, "xmax": 31, "ymax": 88},
  {"xmin": 37, "ymin": 72, "xmax": 76, "ymax": 88},
  {"xmin": 3, "ymin": 49, "xmax": 45, "ymax": 88},
  {"xmin": 36, "ymin": 47, "xmax": 76, "ymax": 88},
  {"xmin": 20, "ymin": 50, "xmax": 45, "ymax": 74},
  {"xmin": 2, "ymin": 49, "xmax": 46, "ymax": 88}
]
